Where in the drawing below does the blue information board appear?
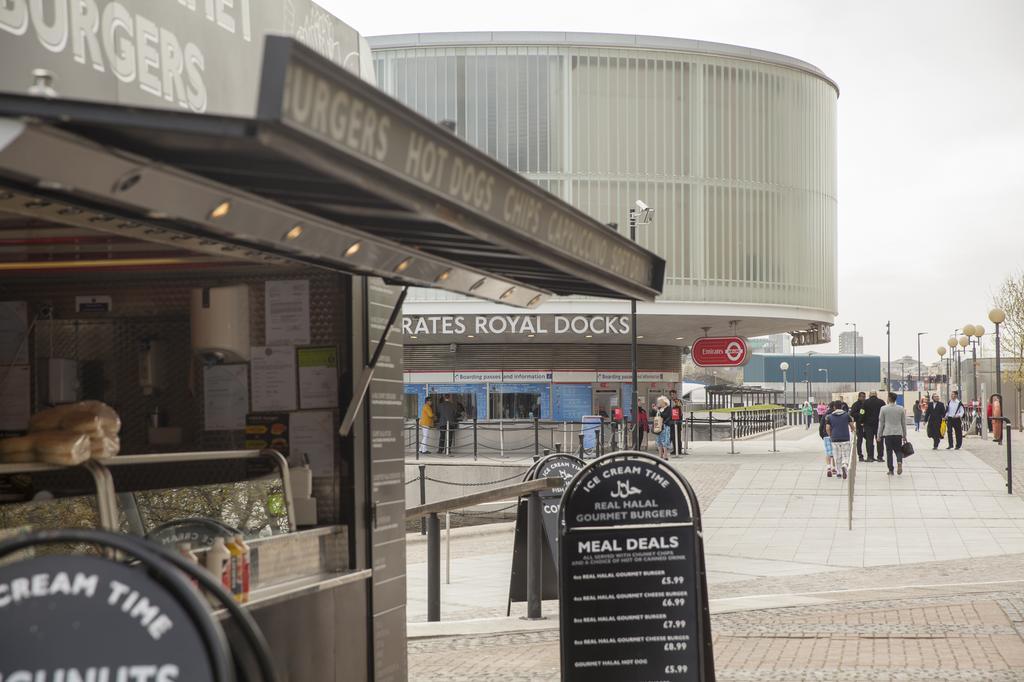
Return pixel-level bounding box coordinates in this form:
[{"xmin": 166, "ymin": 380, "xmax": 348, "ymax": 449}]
[
  {"xmin": 553, "ymin": 384, "xmax": 593, "ymax": 422},
  {"xmin": 622, "ymin": 384, "xmax": 634, "ymax": 420},
  {"xmin": 404, "ymin": 383, "xmax": 427, "ymax": 413}
]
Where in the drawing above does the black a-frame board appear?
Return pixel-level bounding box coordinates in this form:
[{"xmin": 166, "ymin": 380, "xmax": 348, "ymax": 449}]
[
  {"xmin": 558, "ymin": 451, "xmax": 715, "ymax": 681},
  {"xmin": 507, "ymin": 453, "xmax": 585, "ymax": 614}
]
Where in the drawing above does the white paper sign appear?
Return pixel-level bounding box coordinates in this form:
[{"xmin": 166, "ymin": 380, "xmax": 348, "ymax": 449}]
[
  {"xmin": 298, "ymin": 347, "xmax": 339, "ymax": 409},
  {"xmin": 251, "ymin": 346, "xmax": 298, "ymax": 412},
  {"xmin": 265, "ymin": 280, "xmax": 310, "ymax": 346},
  {"xmin": 290, "ymin": 410, "xmax": 335, "ymax": 476},
  {"xmin": 203, "ymin": 364, "xmax": 250, "ymax": 431},
  {"xmin": 0, "ymin": 301, "xmax": 29, "ymax": 365},
  {"xmin": 0, "ymin": 365, "xmax": 31, "ymax": 431}
]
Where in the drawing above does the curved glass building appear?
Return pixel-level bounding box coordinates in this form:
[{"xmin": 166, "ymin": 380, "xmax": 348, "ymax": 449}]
[{"xmin": 368, "ymin": 32, "xmax": 839, "ymax": 419}]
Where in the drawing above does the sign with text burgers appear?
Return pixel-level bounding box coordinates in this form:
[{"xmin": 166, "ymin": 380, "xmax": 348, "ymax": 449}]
[
  {"xmin": 559, "ymin": 452, "xmax": 715, "ymax": 681},
  {"xmin": 690, "ymin": 336, "xmax": 749, "ymax": 368},
  {"xmin": 509, "ymin": 454, "xmax": 585, "ymax": 609},
  {"xmin": 0, "ymin": 554, "xmax": 215, "ymax": 681}
]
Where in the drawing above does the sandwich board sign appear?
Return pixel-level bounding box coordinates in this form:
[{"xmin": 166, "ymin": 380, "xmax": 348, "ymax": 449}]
[
  {"xmin": 558, "ymin": 451, "xmax": 715, "ymax": 681},
  {"xmin": 0, "ymin": 554, "xmax": 216, "ymax": 681},
  {"xmin": 508, "ymin": 454, "xmax": 585, "ymax": 611}
]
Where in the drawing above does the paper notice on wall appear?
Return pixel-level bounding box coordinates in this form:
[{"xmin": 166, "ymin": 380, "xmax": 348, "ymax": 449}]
[
  {"xmin": 0, "ymin": 301, "xmax": 29, "ymax": 366},
  {"xmin": 298, "ymin": 346, "xmax": 339, "ymax": 409},
  {"xmin": 251, "ymin": 346, "xmax": 298, "ymax": 412},
  {"xmin": 290, "ymin": 410, "xmax": 336, "ymax": 476},
  {"xmin": 265, "ymin": 280, "xmax": 310, "ymax": 346},
  {"xmin": 203, "ymin": 364, "xmax": 249, "ymax": 431},
  {"xmin": 0, "ymin": 365, "xmax": 31, "ymax": 431}
]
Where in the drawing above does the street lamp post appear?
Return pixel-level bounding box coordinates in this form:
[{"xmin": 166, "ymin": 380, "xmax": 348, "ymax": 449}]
[
  {"xmin": 990, "ymin": 308, "xmax": 1006, "ymax": 397},
  {"xmin": 805, "ymin": 362, "xmax": 812, "ymax": 402},
  {"xmin": 947, "ymin": 335, "xmax": 958, "ymax": 402},
  {"xmin": 917, "ymin": 332, "xmax": 927, "ymax": 403},
  {"xmin": 886, "ymin": 320, "xmax": 892, "ymax": 390},
  {"xmin": 937, "ymin": 346, "xmax": 948, "ymax": 398},
  {"xmin": 628, "ymin": 201, "xmax": 654, "ymax": 450},
  {"xmin": 958, "ymin": 333, "xmax": 970, "ymax": 407},
  {"xmin": 780, "ymin": 361, "xmax": 790, "ymax": 408},
  {"xmin": 845, "ymin": 321, "xmax": 858, "ymax": 392}
]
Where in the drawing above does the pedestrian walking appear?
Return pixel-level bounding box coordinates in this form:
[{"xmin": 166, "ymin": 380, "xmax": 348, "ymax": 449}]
[
  {"xmin": 825, "ymin": 401, "xmax": 854, "ymax": 479},
  {"xmin": 850, "ymin": 391, "xmax": 868, "ymax": 460},
  {"xmin": 945, "ymin": 390, "xmax": 965, "ymax": 449},
  {"xmin": 925, "ymin": 394, "xmax": 946, "ymax": 449},
  {"xmin": 802, "ymin": 401, "xmax": 814, "ymax": 429},
  {"xmin": 418, "ymin": 396, "xmax": 435, "ymax": 454},
  {"xmin": 816, "ymin": 401, "xmax": 828, "ymax": 419},
  {"xmin": 862, "ymin": 390, "xmax": 886, "ymax": 462},
  {"xmin": 819, "ymin": 402, "xmax": 834, "ymax": 475},
  {"xmin": 436, "ymin": 395, "xmax": 457, "ymax": 455},
  {"xmin": 912, "ymin": 400, "xmax": 922, "ymax": 432},
  {"xmin": 879, "ymin": 392, "xmax": 908, "ymax": 475},
  {"xmin": 669, "ymin": 390, "xmax": 684, "ymax": 454},
  {"xmin": 652, "ymin": 396, "xmax": 672, "ymax": 460}
]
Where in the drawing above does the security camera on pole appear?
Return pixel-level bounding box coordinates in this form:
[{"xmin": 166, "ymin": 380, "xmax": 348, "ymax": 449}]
[{"xmin": 628, "ymin": 200, "xmax": 654, "ymax": 450}]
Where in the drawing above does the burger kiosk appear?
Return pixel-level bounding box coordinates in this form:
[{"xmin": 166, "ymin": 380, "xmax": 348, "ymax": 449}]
[{"xmin": 0, "ymin": 4, "xmax": 665, "ymax": 681}]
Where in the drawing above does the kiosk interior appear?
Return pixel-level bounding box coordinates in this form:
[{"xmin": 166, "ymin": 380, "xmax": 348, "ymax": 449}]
[{"xmin": 0, "ymin": 37, "xmax": 664, "ymax": 682}]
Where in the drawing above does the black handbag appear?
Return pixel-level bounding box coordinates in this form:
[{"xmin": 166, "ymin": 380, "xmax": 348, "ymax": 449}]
[{"xmin": 901, "ymin": 441, "xmax": 915, "ymax": 457}]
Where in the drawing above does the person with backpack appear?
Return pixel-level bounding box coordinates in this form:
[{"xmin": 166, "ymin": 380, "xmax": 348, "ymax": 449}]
[
  {"xmin": 825, "ymin": 401, "xmax": 855, "ymax": 479},
  {"xmin": 652, "ymin": 396, "xmax": 672, "ymax": 460}
]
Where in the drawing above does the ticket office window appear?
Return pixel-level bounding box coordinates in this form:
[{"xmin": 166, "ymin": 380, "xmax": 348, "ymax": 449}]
[
  {"xmin": 427, "ymin": 390, "xmax": 477, "ymax": 423},
  {"xmin": 490, "ymin": 392, "xmax": 542, "ymax": 419},
  {"xmin": 488, "ymin": 383, "xmax": 551, "ymax": 420},
  {"xmin": 593, "ymin": 388, "xmax": 619, "ymax": 420}
]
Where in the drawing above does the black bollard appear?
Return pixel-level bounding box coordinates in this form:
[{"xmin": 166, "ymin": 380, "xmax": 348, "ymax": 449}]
[
  {"xmin": 524, "ymin": 492, "xmax": 543, "ymax": 620},
  {"xmin": 427, "ymin": 512, "xmax": 440, "ymax": 621},
  {"xmin": 419, "ymin": 464, "xmax": 427, "ymax": 536}
]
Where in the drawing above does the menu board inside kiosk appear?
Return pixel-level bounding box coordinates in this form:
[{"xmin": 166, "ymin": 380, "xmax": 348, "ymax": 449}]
[{"xmin": 559, "ymin": 453, "xmax": 715, "ymax": 681}]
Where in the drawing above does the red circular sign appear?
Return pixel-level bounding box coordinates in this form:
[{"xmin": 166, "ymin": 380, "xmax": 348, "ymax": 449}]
[{"xmin": 691, "ymin": 336, "xmax": 749, "ymax": 367}]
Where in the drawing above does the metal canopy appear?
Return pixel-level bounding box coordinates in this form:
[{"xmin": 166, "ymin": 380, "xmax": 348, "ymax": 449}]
[{"xmin": 0, "ymin": 37, "xmax": 664, "ymax": 306}]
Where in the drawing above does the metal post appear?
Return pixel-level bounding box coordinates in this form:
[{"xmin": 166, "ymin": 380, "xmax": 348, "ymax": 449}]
[
  {"xmin": 886, "ymin": 320, "xmax": 891, "ymax": 391},
  {"xmin": 682, "ymin": 411, "xmax": 690, "ymax": 455},
  {"xmin": 729, "ymin": 413, "xmax": 737, "ymax": 454},
  {"xmin": 534, "ymin": 417, "xmax": 540, "ymax": 459},
  {"xmin": 1006, "ymin": 420, "xmax": 1013, "ymax": 495},
  {"xmin": 427, "ymin": 512, "xmax": 440, "ymax": 622},
  {"xmin": 995, "ymin": 322, "xmax": 1003, "ymax": 397},
  {"xmin": 473, "ymin": 417, "xmax": 478, "ymax": 462},
  {"xmin": 445, "ymin": 512, "xmax": 451, "ymax": 585},
  {"xmin": 524, "ymin": 492, "xmax": 543, "ymax": 620},
  {"xmin": 414, "ymin": 422, "xmax": 420, "ymax": 460},
  {"xmin": 629, "ymin": 208, "xmax": 640, "ymax": 451},
  {"xmin": 599, "ymin": 420, "xmax": 605, "ymax": 456},
  {"xmin": 853, "ymin": 322, "xmax": 858, "ymax": 393},
  {"xmin": 709, "ymin": 414, "xmax": 713, "ymax": 441},
  {"xmin": 419, "ymin": 464, "xmax": 427, "ymax": 536},
  {"xmin": 972, "ymin": 342, "xmax": 979, "ymax": 424},
  {"xmin": 771, "ymin": 408, "xmax": 778, "ymax": 453}
]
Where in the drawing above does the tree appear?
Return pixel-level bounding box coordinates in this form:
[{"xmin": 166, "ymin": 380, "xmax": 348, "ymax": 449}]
[{"xmin": 994, "ymin": 272, "xmax": 1024, "ymax": 429}]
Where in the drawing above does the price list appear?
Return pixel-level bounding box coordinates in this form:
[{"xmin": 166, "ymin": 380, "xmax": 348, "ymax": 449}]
[
  {"xmin": 562, "ymin": 527, "xmax": 699, "ymax": 680},
  {"xmin": 558, "ymin": 453, "xmax": 713, "ymax": 681}
]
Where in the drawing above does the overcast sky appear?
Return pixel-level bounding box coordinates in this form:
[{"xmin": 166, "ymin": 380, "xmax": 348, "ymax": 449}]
[{"xmin": 325, "ymin": 0, "xmax": 1024, "ymax": 363}]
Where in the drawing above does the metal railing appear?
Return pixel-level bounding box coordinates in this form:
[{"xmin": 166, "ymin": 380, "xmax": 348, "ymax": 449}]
[
  {"xmin": 406, "ymin": 477, "xmax": 562, "ymax": 622},
  {"xmin": 406, "ymin": 408, "xmax": 803, "ymax": 459}
]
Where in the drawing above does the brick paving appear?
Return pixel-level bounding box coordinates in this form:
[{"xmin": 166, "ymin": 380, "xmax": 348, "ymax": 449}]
[{"xmin": 408, "ymin": 589, "xmax": 1024, "ymax": 681}]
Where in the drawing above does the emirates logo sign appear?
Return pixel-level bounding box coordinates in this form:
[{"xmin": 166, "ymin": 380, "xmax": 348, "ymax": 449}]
[{"xmin": 691, "ymin": 337, "xmax": 750, "ymax": 368}]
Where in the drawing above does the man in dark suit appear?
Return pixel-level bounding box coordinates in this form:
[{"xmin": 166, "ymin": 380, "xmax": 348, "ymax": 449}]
[
  {"xmin": 850, "ymin": 392, "xmax": 868, "ymax": 461},
  {"xmin": 863, "ymin": 391, "xmax": 887, "ymax": 462},
  {"xmin": 925, "ymin": 394, "xmax": 946, "ymax": 450}
]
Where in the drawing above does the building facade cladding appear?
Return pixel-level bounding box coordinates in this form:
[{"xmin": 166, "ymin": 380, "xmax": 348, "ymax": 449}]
[{"xmin": 370, "ymin": 33, "xmax": 839, "ymax": 314}]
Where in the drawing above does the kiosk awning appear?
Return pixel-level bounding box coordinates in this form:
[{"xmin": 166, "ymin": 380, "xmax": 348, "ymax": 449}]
[{"xmin": 0, "ymin": 38, "xmax": 663, "ymax": 306}]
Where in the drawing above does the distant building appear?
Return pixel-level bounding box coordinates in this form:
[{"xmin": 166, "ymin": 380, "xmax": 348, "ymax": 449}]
[
  {"xmin": 749, "ymin": 333, "xmax": 792, "ymax": 355},
  {"xmin": 745, "ymin": 353, "xmax": 882, "ymax": 404},
  {"xmin": 838, "ymin": 331, "xmax": 864, "ymax": 355}
]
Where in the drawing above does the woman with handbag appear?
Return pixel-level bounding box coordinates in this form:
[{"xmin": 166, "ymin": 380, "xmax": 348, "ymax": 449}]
[
  {"xmin": 878, "ymin": 392, "xmax": 908, "ymax": 475},
  {"xmin": 652, "ymin": 396, "xmax": 672, "ymax": 460}
]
